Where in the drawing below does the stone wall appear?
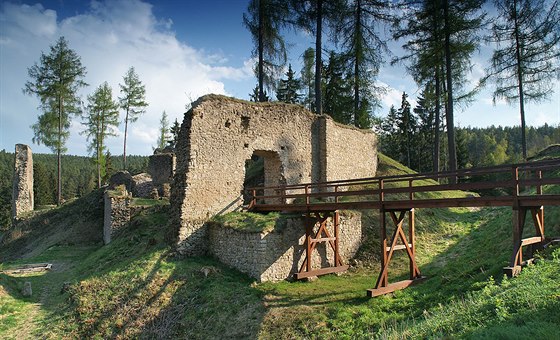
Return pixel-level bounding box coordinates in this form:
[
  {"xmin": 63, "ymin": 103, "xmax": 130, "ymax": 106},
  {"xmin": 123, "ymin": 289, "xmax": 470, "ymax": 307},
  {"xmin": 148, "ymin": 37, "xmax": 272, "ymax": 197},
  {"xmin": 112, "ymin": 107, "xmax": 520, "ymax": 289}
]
[
  {"xmin": 103, "ymin": 187, "xmax": 131, "ymax": 244},
  {"xmin": 208, "ymin": 211, "xmax": 362, "ymax": 282},
  {"xmin": 322, "ymin": 118, "xmax": 378, "ymax": 182},
  {"xmin": 148, "ymin": 151, "xmax": 175, "ymax": 198},
  {"xmin": 170, "ymin": 95, "xmax": 377, "ymax": 255},
  {"xmin": 12, "ymin": 144, "xmax": 34, "ymax": 219}
]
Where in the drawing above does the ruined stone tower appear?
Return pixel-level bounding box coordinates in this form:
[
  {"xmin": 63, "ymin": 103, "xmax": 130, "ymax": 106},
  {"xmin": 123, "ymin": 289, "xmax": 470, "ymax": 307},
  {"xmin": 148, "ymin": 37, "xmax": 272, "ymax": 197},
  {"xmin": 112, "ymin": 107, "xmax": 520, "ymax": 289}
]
[{"xmin": 12, "ymin": 144, "xmax": 34, "ymax": 219}]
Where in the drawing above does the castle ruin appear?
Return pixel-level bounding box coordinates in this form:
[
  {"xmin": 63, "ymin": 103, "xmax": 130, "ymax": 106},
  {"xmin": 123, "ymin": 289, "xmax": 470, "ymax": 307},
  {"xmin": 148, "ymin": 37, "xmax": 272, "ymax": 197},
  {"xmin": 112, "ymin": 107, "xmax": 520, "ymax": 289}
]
[
  {"xmin": 170, "ymin": 95, "xmax": 378, "ymax": 256},
  {"xmin": 12, "ymin": 144, "xmax": 34, "ymax": 220}
]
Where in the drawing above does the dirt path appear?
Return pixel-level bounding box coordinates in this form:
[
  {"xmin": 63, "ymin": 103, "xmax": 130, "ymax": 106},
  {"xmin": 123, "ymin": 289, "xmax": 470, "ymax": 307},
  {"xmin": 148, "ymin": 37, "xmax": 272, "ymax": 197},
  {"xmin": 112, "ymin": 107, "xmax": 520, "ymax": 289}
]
[{"xmin": 3, "ymin": 262, "xmax": 68, "ymax": 339}]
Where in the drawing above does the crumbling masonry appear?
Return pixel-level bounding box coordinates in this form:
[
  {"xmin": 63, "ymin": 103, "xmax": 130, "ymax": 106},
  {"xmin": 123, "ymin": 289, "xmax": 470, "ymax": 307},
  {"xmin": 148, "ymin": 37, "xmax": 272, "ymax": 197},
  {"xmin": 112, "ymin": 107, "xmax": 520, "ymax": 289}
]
[
  {"xmin": 12, "ymin": 144, "xmax": 34, "ymax": 220},
  {"xmin": 170, "ymin": 95, "xmax": 378, "ymax": 257}
]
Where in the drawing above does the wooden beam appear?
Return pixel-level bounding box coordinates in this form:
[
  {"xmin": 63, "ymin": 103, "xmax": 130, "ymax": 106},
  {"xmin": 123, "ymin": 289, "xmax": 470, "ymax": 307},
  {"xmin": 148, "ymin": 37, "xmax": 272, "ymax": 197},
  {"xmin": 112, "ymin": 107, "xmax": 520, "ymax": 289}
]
[
  {"xmin": 294, "ymin": 265, "xmax": 349, "ymax": 279},
  {"xmin": 311, "ymin": 237, "xmax": 337, "ymax": 243},
  {"xmin": 521, "ymin": 236, "xmax": 543, "ymax": 246},
  {"xmin": 386, "ymin": 243, "xmax": 412, "ymax": 251},
  {"xmin": 367, "ymin": 277, "xmax": 426, "ymax": 297}
]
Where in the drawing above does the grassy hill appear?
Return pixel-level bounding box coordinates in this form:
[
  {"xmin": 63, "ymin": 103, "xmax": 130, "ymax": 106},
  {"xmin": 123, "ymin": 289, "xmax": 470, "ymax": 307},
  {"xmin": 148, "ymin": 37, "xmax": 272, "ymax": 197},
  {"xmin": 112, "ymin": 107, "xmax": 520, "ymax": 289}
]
[{"xmin": 1, "ymin": 153, "xmax": 559, "ymax": 338}]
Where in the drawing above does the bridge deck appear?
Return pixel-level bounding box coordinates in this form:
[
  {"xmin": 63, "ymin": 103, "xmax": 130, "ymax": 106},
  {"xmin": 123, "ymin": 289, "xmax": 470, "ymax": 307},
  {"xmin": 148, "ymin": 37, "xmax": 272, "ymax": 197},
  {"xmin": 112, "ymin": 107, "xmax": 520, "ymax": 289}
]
[
  {"xmin": 245, "ymin": 159, "xmax": 560, "ymax": 297},
  {"xmin": 251, "ymin": 195, "xmax": 560, "ymax": 212}
]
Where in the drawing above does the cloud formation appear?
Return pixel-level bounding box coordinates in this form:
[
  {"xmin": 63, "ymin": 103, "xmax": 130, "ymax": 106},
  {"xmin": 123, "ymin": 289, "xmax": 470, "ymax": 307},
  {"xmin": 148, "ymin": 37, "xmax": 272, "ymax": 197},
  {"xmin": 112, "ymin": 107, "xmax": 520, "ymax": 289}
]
[{"xmin": 0, "ymin": 0, "xmax": 252, "ymax": 155}]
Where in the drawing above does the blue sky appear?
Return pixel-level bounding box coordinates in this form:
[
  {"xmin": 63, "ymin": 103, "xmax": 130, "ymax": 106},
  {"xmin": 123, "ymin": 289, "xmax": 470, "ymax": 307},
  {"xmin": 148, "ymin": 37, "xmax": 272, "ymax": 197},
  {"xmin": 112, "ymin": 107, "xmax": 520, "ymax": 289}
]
[{"xmin": 1, "ymin": 0, "xmax": 559, "ymax": 156}]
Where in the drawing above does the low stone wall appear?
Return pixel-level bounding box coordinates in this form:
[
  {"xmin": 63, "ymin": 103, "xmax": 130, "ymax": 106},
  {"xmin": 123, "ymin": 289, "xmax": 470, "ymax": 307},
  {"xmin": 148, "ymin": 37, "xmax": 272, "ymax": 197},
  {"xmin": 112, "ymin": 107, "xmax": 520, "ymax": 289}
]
[
  {"xmin": 208, "ymin": 211, "xmax": 362, "ymax": 282},
  {"xmin": 103, "ymin": 188, "xmax": 131, "ymax": 245}
]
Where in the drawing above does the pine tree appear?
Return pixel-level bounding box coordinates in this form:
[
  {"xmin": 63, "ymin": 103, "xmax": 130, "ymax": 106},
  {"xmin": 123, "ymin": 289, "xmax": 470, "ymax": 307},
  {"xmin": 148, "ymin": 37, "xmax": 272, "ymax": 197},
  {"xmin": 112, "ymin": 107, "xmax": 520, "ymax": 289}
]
[
  {"xmin": 380, "ymin": 105, "xmax": 400, "ymax": 158},
  {"xmin": 414, "ymin": 86, "xmax": 436, "ymax": 172},
  {"xmin": 249, "ymin": 84, "xmax": 270, "ymax": 102},
  {"xmin": 244, "ymin": 0, "xmax": 289, "ymax": 101},
  {"xmin": 276, "ymin": 64, "xmax": 301, "ymax": 104},
  {"xmin": 168, "ymin": 118, "xmax": 181, "ymax": 149},
  {"xmin": 82, "ymin": 82, "xmax": 120, "ymax": 188},
  {"xmin": 103, "ymin": 150, "xmax": 114, "ymax": 185},
  {"xmin": 23, "ymin": 36, "xmax": 88, "ymax": 205},
  {"xmin": 482, "ymin": 0, "xmax": 560, "ymax": 160},
  {"xmin": 396, "ymin": 92, "xmax": 417, "ymax": 169},
  {"xmin": 119, "ymin": 66, "xmax": 148, "ymax": 170}
]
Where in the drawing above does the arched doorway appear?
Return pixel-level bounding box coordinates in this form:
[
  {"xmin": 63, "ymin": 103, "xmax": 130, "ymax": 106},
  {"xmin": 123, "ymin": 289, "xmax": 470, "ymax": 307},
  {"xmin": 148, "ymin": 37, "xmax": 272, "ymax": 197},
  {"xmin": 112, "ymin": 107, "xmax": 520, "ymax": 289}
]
[{"xmin": 243, "ymin": 150, "xmax": 285, "ymax": 205}]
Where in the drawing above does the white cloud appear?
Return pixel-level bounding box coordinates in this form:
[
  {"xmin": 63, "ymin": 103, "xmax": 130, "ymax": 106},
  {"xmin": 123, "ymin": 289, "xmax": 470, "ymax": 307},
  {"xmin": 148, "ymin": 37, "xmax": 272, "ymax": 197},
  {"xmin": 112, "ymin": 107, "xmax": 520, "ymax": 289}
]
[{"xmin": 0, "ymin": 0, "xmax": 252, "ymax": 156}]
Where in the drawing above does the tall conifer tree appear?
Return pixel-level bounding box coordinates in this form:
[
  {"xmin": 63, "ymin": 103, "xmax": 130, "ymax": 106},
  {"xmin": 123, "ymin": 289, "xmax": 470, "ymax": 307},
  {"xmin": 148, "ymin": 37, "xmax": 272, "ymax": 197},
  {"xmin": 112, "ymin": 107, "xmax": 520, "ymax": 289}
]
[
  {"xmin": 24, "ymin": 36, "xmax": 87, "ymax": 205},
  {"xmin": 244, "ymin": 0, "xmax": 289, "ymax": 102},
  {"xmin": 119, "ymin": 66, "xmax": 148, "ymax": 170},
  {"xmin": 276, "ymin": 64, "xmax": 301, "ymax": 104},
  {"xmin": 482, "ymin": 0, "xmax": 560, "ymax": 160},
  {"xmin": 82, "ymin": 82, "xmax": 119, "ymax": 188},
  {"xmin": 290, "ymin": 0, "xmax": 345, "ymax": 114},
  {"xmin": 335, "ymin": 0, "xmax": 392, "ymax": 128}
]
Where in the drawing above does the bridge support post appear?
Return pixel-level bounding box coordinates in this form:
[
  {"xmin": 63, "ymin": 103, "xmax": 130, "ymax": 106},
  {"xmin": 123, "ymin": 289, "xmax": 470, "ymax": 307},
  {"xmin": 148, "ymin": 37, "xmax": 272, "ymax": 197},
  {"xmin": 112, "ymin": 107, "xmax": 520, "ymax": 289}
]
[
  {"xmin": 294, "ymin": 211, "xmax": 349, "ymax": 279},
  {"xmin": 368, "ymin": 208, "xmax": 425, "ymax": 297},
  {"xmin": 504, "ymin": 206, "xmax": 545, "ymax": 277}
]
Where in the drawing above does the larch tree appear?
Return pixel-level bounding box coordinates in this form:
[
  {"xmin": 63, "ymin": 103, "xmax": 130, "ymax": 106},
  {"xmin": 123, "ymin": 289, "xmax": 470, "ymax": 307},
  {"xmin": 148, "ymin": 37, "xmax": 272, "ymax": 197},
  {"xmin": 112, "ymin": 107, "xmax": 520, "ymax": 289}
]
[
  {"xmin": 82, "ymin": 82, "xmax": 120, "ymax": 188},
  {"xmin": 243, "ymin": 0, "xmax": 289, "ymax": 102},
  {"xmin": 157, "ymin": 111, "xmax": 170, "ymax": 150},
  {"xmin": 323, "ymin": 51, "xmax": 354, "ymax": 125},
  {"xmin": 23, "ymin": 36, "xmax": 87, "ymax": 205},
  {"xmin": 393, "ymin": 0, "xmax": 484, "ymax": 176},
  {"xmin": 482, "ymin": 0, "xmax": 560, "ymax": 160},
  {"xmin": 290, "ymin": 0, "xmax": 345, "ymax": 115},
  {"xmin": 393, "ymin": 0, "xmax": 445, "ymax": 173},
  {"xmin": 335, "ymin": 0, "xmax": 392, "ymax": 128},
  {"xmin": 119, "ymin": 66, "xmax": 148, "ymax": 170},
  {"xmin": 442, "ymin": 0, "xmax": 485, "ymax": 177}
]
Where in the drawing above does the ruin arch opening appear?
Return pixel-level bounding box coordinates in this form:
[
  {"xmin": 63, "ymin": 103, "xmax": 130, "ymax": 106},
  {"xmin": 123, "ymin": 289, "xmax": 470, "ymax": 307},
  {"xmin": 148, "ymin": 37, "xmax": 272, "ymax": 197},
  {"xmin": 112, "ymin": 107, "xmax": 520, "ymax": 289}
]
[{"xmin": 243, "ymin": 150, "xmax": 285, "ymax": 205}]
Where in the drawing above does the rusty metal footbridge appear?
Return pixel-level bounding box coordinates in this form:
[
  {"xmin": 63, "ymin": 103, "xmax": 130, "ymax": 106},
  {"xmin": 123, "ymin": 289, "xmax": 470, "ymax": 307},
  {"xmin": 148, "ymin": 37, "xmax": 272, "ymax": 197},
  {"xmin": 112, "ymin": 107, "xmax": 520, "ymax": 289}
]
[{"xmin": 246, "ymin": 159, "xmax": 560, "ymax": 297}]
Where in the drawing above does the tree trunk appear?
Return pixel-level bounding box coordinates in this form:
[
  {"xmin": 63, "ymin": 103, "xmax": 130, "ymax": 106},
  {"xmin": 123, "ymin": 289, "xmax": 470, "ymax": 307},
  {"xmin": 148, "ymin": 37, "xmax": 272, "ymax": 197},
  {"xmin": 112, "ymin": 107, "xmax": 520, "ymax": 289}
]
[
  {"xmin": 443, "ymin": 0, "xmax": 457, "ymax": 182},
  {"xmin": 315, "ymin": 0, "xmax": 323, "ymax": 115},
  {"xmin": 57, "ymin": 97, "xmax": 63, "ymax": 206},
  {"xmin": 433, "ymin": 0, "xmax": 441, "ymax": 176},
  {"xmin": 97, "ymin": 136, "xmax": 101, "ymax": 189},
  {"xmin": 513, "ymin": 0, "xmax": 527, "ymax": 160},
  {"xmin": 434, "ymin": 70, "xmax": 441, "ymax": 175},
  {"xmin": 353, "ymin": 0, "xmax": 361, "ymax": 126},
  {"xmin": 258, "ymin": 0, "xmax": 265, "ymax": 102},
  {"xmin": 123, "ymin": 109, "xmax": 129, "ymax": 170}
]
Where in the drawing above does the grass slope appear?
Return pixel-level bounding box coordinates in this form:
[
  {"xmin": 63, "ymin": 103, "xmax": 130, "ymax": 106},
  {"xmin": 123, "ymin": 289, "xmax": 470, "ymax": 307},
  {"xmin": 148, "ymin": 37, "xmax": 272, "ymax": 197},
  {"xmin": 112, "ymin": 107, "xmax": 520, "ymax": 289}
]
[{"xmin": 0, "ymin": 152, "xmax": 559, "ymax": 338}]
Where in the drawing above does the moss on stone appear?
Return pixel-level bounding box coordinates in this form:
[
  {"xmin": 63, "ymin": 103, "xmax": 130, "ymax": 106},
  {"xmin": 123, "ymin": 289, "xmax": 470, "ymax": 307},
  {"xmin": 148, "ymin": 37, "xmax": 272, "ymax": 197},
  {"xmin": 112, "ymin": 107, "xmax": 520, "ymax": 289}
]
[
  {"xmin": 106, "ymin": 185, "xmax": 129, "ymax": 199},
  {"xmin": 211, "ymin": 212, "xmax": 303, "ymax": 233}
]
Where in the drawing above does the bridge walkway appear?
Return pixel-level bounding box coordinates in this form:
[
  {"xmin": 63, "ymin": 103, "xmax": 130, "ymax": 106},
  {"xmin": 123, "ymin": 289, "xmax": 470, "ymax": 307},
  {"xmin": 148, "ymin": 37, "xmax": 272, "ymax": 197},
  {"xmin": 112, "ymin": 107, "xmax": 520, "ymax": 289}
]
[{"xmin": 246, "ymin": 159, "xmax": 560, "ymax": 297}]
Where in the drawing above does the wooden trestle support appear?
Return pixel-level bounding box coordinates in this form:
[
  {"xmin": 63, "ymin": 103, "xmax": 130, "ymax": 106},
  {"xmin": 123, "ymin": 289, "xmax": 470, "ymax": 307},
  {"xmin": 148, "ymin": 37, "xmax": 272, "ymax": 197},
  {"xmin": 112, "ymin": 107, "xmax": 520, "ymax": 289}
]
[
  {"xmin": 368, "ymin": 208, "xmax": 425, "ymax": 297},
  {"xmin": 294, "ymin": 211, "xmax": 349, "ymax": 279},
  {"xmin": 504, "ymin": 206, "xmax": 545, "ymax": 277}
]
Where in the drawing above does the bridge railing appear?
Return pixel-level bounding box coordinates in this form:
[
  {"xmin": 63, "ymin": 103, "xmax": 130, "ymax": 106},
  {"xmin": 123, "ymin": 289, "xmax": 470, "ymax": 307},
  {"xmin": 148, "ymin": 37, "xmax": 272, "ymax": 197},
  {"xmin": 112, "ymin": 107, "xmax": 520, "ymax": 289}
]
[{"xmin": 245, "ymin": 159, "xmax": 560, "ymax": 209}]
